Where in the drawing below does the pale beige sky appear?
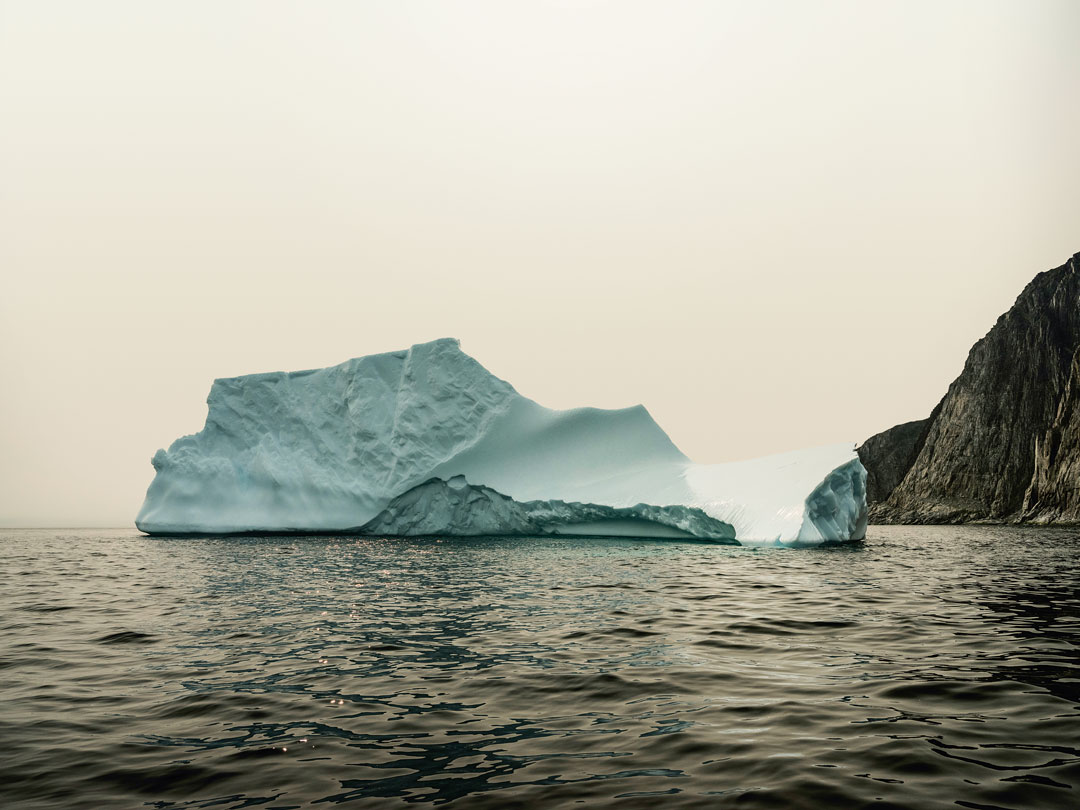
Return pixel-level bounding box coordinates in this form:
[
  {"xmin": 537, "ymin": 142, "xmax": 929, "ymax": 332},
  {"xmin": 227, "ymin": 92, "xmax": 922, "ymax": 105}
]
[{"xmin": 1, "ymin": 1, "xmax": 1078, "ymax": 527}]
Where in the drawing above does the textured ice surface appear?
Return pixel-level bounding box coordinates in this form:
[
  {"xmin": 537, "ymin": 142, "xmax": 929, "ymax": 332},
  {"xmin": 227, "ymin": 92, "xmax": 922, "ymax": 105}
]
[{"xmin": 136, "ymin": 338, "xmax": 867, "ymax": 545}]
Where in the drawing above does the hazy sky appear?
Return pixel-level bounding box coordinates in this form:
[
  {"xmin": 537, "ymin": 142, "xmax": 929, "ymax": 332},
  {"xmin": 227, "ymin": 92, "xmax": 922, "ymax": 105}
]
[{"xmin": 2, "ymin": 1, "xmax": 1078, "ymax": 527}]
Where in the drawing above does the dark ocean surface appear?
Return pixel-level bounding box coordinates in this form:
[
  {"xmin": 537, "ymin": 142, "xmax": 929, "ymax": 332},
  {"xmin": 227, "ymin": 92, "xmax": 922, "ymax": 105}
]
[{"xmin": 1, "ymin": 526, "xmax": 1078, "ymax": 809}]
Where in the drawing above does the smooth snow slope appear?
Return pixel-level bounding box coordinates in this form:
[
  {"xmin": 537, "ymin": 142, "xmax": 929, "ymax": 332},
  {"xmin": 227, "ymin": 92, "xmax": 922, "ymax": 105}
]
[{"xmin": 136, "ymin": 338, "xmax": 867, "ymax": 545}]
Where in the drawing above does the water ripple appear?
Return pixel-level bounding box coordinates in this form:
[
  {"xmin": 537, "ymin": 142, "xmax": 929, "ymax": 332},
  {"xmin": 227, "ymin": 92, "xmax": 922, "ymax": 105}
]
[{"xmin": 0, "ymin": 526, "xmax": 1078, "ymax": 808}]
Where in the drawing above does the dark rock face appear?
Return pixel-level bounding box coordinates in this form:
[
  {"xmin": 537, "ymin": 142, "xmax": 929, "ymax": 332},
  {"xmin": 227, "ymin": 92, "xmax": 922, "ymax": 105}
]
[
  {"xmin": 857, "ymin": 418, "xmax": 930, "ymax": 503},
  {"xmin": 862, "ymin": 252, "xmax": 1080, "ymax": 524},
  {"xmin": 1023, "ymin": 346, "xmax": 1080, "ymax": 522}
]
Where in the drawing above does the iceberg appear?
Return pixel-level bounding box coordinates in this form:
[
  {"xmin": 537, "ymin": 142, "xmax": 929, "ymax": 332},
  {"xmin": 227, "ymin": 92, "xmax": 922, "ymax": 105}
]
[{"xmin": 136, "ymin": 338, "xmax": 867, "ymax": 545}]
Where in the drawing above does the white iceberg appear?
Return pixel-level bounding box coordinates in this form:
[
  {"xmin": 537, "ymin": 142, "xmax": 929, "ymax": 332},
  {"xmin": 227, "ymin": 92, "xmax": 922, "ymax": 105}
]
[{"xmin": 136, "ymin": 338, "xmax": 867, "ymax": 545}]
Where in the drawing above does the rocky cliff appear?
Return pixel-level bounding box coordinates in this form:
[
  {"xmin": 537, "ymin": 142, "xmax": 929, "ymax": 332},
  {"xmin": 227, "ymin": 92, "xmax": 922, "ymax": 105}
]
[
  {"xmin": 861, "ymin": 252, "xmax": 1080, "ymax": 524},
  {"xmin": 1022, "ymin": 345, "xmax": 1080, "ymax": 522},
  {"xmin": 856, "ymin": 418, "xmax": 930, "ymax": 504}
]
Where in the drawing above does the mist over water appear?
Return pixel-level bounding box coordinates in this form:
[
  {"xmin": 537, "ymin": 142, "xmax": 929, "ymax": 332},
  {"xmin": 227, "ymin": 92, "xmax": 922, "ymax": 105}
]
[{"xmin": 2, "ymin": 526, "xmax": 1078, "ymax": 809}]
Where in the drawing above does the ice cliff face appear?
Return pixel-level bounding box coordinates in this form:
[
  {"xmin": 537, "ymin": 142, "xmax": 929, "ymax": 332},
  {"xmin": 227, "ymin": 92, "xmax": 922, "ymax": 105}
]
[{"xmin": 136, "ymin": 338, "xmax": 867, "ymax": 545}]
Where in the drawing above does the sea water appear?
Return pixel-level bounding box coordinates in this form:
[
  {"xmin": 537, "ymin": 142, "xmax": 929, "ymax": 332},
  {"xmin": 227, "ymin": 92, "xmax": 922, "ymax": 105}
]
[{"xmin": 1, "ymin": 526, "xmax": 1077, "ymax": 809}]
